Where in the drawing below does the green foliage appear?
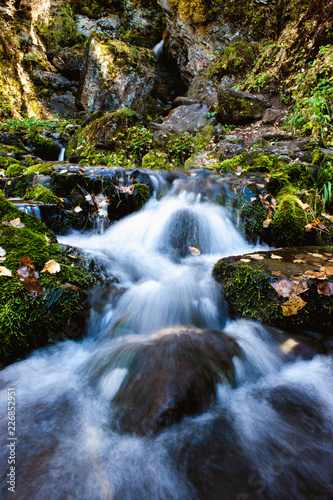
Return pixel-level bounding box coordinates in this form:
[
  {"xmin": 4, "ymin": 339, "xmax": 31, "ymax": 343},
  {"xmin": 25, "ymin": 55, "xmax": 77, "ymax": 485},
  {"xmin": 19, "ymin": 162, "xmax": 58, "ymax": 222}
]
[
  {"xmin": 37, "ymin": 6, "xmax": 84, "ymax": 49},
  {"xmin": 271, "ymin": 194, "xmax": 307, "ymax": 246},
  {"xmin": 133, "ymin": 183, "xmax": 151, "ymax": 210},
  {"xmin": 5, "ymin": 163, "xmax": 23, "ymax": 178},
  {"xmin": 208, "ymin": 41, "xmax": 260, "ymax": 80},
  {"xmin": 142, "ymin": 151, "xmax": 172, "ymax": 169},
  {"xmin": 0, "ymin": 117, "xmax": 59, "ymax": 135},
  {"xmin": 127, "ymin": 125, "xmax": 153, "ymax": 160},
  {"xmin": 240, "ymin": 200, "xmax": 268, "ymax": 244},
  {"xmin": 167, "ymin": 132, "xmax": 195, "ymax": 164},
  {"xmin": 24, "ymin": 185, "xmax": 60, "ymax": 205},
  {"xmin": 168, "ymin": 0, "xmax": 219, "ymax": 24}
]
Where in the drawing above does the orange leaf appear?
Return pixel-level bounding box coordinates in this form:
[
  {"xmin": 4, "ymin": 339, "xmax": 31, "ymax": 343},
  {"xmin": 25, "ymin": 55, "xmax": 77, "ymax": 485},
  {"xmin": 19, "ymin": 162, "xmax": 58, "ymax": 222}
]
[{"xmin": 282, "ymin": 296, "xmax": 307, "ymax": 316}]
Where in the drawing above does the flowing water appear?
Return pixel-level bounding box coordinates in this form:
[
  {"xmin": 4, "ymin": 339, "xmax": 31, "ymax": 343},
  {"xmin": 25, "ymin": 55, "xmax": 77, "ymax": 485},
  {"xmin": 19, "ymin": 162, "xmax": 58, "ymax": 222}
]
[{"xmin": 0, "ymin": 176, "xmax": 333, "ymax": 499}]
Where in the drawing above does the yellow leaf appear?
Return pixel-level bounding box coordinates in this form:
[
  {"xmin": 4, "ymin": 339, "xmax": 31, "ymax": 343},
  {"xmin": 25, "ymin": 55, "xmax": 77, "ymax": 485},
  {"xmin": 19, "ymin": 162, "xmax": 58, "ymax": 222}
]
[
  {"xmin": 282, "ymin": 296, "xmax": 307, "ymax": 316},
  {"xmin": 296, "ymin": 198, "xmax": 310, "ymax": 211},
  {"xmin": 248, "ymin": 254, "xmax": 264, "ymax": 260},
  {"xmin": 293, "ymin": 259, "xmax": 306, "ymax": 264},
  {"xmin": 44, "ymin": 235, "xmax": 51, "ymax": 245},
  {"xmin": 308, "ymin": 253, "xmax": 323, "ymax": 259},
  {"xmin": 271, "ymin": 253, "xmax": 282, "ymax": 260},
  {"xmin": 41, "ymin": 260, "xmax": 61, "ymax": 274},
  {"xmin": 263, "ymin": 218, "xmax": 271, "ymax": 228},
  {"xmin": 188, "ymin": 246, "xmax": 200, "ymax": 256},
  {"xmin": 280, "ymin": 338, "xmax": 298, "ymax": 354},
  {"xmin": 74, "ymin": 206, "xmax": 83, "ymax": 213},
  {"xmin": 0, "ymin": 266, "xmax": 12, "ymax": 277},
  {"xmin": 240, "ymin": 258, "xmax": 251, "ymax": 263},
  {"xmin": 322, "ymin": 213, "xmax": 333, "ymax": 222}
]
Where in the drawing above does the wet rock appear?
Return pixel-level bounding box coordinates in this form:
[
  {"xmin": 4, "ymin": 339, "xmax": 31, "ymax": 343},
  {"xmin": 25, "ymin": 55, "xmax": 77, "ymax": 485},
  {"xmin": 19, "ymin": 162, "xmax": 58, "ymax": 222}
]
[
  {"xmin": 76, "ymin": 14, "xmax": 122, "ymax": 38},
  {"xmin": 77, "ymin": 33, "xmax": 157, "ymax": 114},
  {"xmin": 92, "ymin": 327, "xmax": 240, "ymax": 435},
  {"xmin": 217, "ymin": 88, "xmax": 268, "ymax": 125},
  {"xmin": 31, "ymin": 135, "xmax": 61, "ymax": 161},
  {"xmin": 213, "ymin": 247, "xmax": 333, "ymax": 335},
  {"xmin": 186, "ymin": 75, "xmax": 219, "ymax": 107}
]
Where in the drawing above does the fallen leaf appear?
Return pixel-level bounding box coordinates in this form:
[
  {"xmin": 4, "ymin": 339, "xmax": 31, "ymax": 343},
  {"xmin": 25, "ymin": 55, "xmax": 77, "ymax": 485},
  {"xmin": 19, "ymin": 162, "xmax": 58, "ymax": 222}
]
[
  {"xmin": 0, "ymin": 266, "xmax": 12, "ymax": 277},
  {"xmin": 2, "ymin": 218, "xmax": 24, "ymax": 228},
  {"xmin": 67, "ymin": 254, "xmax": 78, "ymax": 259},
  {"xmin": 322, "ymin": 212, "xmax": 333, "ymax": 222},
  {"xmin": 296, "ymin": 198, "xmax": 310, "ymax": 211},
  {"xmin": 293, "ymin": 259, "xmax": 306, "ymax": 264},
  {"xmin": 44, "ymin": 235, "xmax": 51, "ymax": 245},
  {"xmin": 188, "ymin": 246, "xmax": 201, "ymax": 256},
  {"xmin": 263, "ymin": 218, "xmax": 272, "ymax": 228},
  {"xmin": 271, "ymin": 270, "xmax": 286, "ymax": 277},
  {"xmin": 317, "ymin": 282, "xmax": 333, "ymax": 296},
  {"xmin": 282, "ymin": 296, "xmax": 307, "ymax": 316},
  {"xmin": 0, "ymin": 247, "xmax": 6, "ymax": 257},
  {"xmin": 240, "ymin": 258, "xmax": 251, "ymax": 263},
  {"xmin": 320, "ymin": 265, "xmax": 333, "ymax": 276},
  {"xmin": 250, "ymin": 197, "xmax": 257, "ymax": 202},
  {"xmin": 85, "ymin": 194, "xmax": 92, "ymax": 202},
  {"xmin": 280, "ymin": 338, "xmax": 299, "ymax": 354},
  {"xmin": 308, "ymin": 252, "xmax": 324, "ymax": 259},
  {"xmin": 304, "ymin": 270, "xmax": 326, "ymax": 279},
  {"xmin": 248, "ymin": 254, "xmax": 265, "ymax": 260},
  {"xmin": 271, "ymin": 253, "xmax": 282, "ymax": 260},
  {"xmin": 17, "ymin": 256, "xmax": 35, "ymax": 281},
  {"xmin": 41, "ymin": 260, "xmax": 61, "ymax": 274},
  {"xmin": 60, "ymin": 169, "xmax": 68, "ymax": 174},
  {"xmin": 74, "ymin": 206, "xmax": 83, "ymax": 213},
  {"xmin": 64, "ymin": 283, "xmax": 79, "ymax": 291},
  {"xmin": 271, "ymin": 279, "xmax": 293, "ymax": 297},
  {"xmin": 291, "ymin": 279, "xmax": 308, "ymax": 295}
]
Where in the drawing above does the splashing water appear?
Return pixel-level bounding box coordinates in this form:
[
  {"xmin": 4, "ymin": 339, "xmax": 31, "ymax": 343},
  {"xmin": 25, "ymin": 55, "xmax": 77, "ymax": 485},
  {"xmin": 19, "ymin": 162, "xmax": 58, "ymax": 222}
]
[{"xmin": 0, "ymin": 178, "xmax": 332, "ymax": 499}]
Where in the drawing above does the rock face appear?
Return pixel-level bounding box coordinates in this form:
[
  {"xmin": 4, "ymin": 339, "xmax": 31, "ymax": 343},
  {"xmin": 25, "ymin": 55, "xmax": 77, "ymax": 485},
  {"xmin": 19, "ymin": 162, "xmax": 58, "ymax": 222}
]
[
  {"xmin": 217, "ymin": 88, "xmax": 268, "ymax": 124},
  {"xmin": 158, "ymin": 0, "xmax": 247, "ymax": 84},
  {"xmin": 213, "ymin": 247, "xmax": 333, "ymax": 335},
  {"xmin": 91, "ymin": 327, "xmax": 240, "ymax": 435},
  {"xmin": 77, "ymin": 33, "xmax": 157, "ymax": 113},
  {"xmin": 153, "ymin": 103, "xmax": 211, "ymax": 135}
]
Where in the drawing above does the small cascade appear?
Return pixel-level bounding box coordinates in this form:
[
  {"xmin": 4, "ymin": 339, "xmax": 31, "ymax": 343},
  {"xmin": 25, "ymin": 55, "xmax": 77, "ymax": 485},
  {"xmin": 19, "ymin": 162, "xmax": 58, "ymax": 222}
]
[
  {"xmin": 153, "ymin": 40, "xmax": 164, "ymax": 63},
  {"xmin": 9, "ymin": 199, "xmax": 42, "ymax": 219},
  {"xmin": 58, "ymin": 147, "xmax": 66, "ymax": 162},
  {"xmin": 0, "ymin": 175, "xmax": 333, "ymax": 499}
]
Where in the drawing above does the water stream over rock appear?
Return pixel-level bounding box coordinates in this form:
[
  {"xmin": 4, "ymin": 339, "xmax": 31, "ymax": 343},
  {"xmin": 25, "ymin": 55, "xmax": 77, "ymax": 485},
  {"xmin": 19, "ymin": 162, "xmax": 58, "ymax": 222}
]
[{"xmin": 0, "ymin": 176, "xmax": 333, "ymax": 499}]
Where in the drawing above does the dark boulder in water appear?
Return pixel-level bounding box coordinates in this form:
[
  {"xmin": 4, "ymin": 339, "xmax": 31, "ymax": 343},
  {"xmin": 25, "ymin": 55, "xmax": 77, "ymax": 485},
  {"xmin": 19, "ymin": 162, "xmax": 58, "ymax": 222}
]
[{"xmin": 91, "ymin": 327, "xmax": 241, "ymax": 436}]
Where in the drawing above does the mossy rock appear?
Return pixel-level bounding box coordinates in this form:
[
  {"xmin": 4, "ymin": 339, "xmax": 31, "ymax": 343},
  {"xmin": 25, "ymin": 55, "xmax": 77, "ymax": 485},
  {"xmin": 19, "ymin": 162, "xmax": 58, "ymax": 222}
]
[
  {"xmin": 142, "ymin": 151, "xmax": 171, "ymax": 169},
  {"xmin": 271, "ymin": 194, "xmax": 307, "ymax": 246},
  {"xmin": 240, "ymin": 199, "xmax": 270, "ymax": 244},
  {"xmin": 0, "ymin": 192, "xmax": 103, "ymax": 361},
  {"xmin": 217, "ymin": 88, "xmax": 267, "ymax": 125},
  {"xmin": 212, "ymin": 247, "xmax": 333, "ymax": 335},
  {"xmin": 31, "ymin": 135, "xmax": 61, "ymax": 161},
  {"xmin": 5, "ymin": 163, "xmax": 24, "ymax": 178},
  {"xmin": 24, "ymin": 185, "xmax": 60, "ymax": 205}
]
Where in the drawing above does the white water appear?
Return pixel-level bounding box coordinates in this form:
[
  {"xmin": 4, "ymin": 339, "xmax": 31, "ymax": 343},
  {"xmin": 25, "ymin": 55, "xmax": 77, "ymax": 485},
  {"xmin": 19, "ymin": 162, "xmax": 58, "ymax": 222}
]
[
  {"xmin": 58, "ymin": 147, "xmax": 66, "ymax": 162},
  {"xmin": 0, "ymin": 179, "xmax": 333, "ymax": 499},
  {"xmin": 153, "ymin": 40, "xmax": 164, "ymax": 62}
]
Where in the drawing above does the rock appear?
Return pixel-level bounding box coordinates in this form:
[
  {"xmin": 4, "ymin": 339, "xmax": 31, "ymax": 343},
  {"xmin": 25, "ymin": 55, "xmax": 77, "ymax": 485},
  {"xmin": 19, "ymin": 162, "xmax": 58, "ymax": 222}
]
[
  {"xmin": 106, "ymin": 182, "xmax": 151, "ymax": 221},
  {"xmin": 158, "ymin": 0, "xmax": 248, "ymax": 84},
  {"xmin": 91, "ymin": 327, "xmax": 240, "ymax": 435},
  {"xmin": 217, "ymin": 88, "xmax": 268, "ymax": 125},
  {"xmin": 186, "ymin": 75, "xmax": 219, "ymax": 107},
  {"xmin": 77, "ymin": 33, "xmax": 157, "ymax": 113},
  {"xmin": 213, "ymin": 247, "xmax": 333, "ymax": 335},
  {"xmin": 31, "ymin": 71, "xmax": 73, "ymax": 91},
  {"xmin": 49, "ymin": 47, "xmax": 83, "ymax": 80},
  {"xmin": 264, "ymin": 141, "xmax": 312, "ymax": 162},
  {"xmin": 31, "ymin": 135, "xmax": 61, "ymax": 161},
  {"xmin": 76, "ymin": 14, "xmax": 122, "ymax": 38},
  {"xmin": 44, "ymin": 92, "xmax": 78, "ymax": 119},
  {"xmin": 155, "ymin": 103, "xmax": 210, "ymax": 135},
  {"xmin": 262, "ymin": 108, "xmax": 286, "ymax": 124}
]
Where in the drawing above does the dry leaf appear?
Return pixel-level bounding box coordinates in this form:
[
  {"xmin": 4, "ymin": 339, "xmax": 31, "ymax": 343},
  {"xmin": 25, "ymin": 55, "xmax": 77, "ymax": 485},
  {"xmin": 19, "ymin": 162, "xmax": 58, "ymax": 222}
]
[
  {"xmin": 271, "ymin": 253, "xmax": 282, "ymax": 260},
  {"xmin": 41, "ymin": 260, "xmax": 61, "ymax": 274},
  {"xmin": 296, "ymin": 198, "xmax": 310, "ymax": 211},
  {"xmin": 293, "ymin": 259, "xmax": 306, "ymax": 264},
  {"xmin": 0, "ymin": 266, "xmax": 12, "ymax": 277},
  {"xmin": 240, "ymin": 258, "xmax": 251, "ymax": 263},
  {"xmin": 280, "ymin": 338, "xmax": 299, "ymax": 354},
  {"xmin": 250, "ymin": 197, "xmax": 257, "ymax": 202},
  {"xmin": 64, "ymin": 283, "xmax": 79, "ymax": 291},
  {"xmin": 74, "ymin": 206, "xmax": 83, "ymax": 213},
  {"xmin": 304, "ymin": 270, "xmax": 326, "ymax": 279},
  {"xmin": 308, "ymin": 252, "xmax": 324, "ymax": 259},
  {"xmin": 320, "ymin": 265, "xmax": 333, "ymax": 276},
  {"xmin": 322, "ymin": 213, "xmax": 333, "ymax": 222},
  {"xmin": 282, "ymin": 296, "xmax": 307, "ymax": 316},
  {"xmin": 85, "ymin": 194, "xmax": 92, "ymax": 202},
  {"xmin": 272, "ymin": 279, "xmax": 293, "ymax": 297},
  {"xmin": 317, "ymin": 282, "xmax": 333, "ymax": 296},
  {"xmin": 188, "ymin": 246, "xmax": 200, "ymax": 256},
  {"xmin": 263, "ymin": 218, "xmax": 272, "ymax": 228},
  {"xmin": 248, "ymin": 254, "xmax": 265, "ymax": 260},
  {"xmin": 60, "ymin": 169, "xmax": 68, "ymax": 174},
  {"xmin": 272, "ymin": 270, "xmax": 286, "ymax": 277},
  {"xmin": 67, "ymin": 254, "xmax": 78, "ymax": 259},
  {"xmin": 17, "ymin": 256, "xmax": 35, "ymax": 281},
  {"xmin": 2, "ymin": 218, "xmax": 24, "ymax": 228},
  {"xmin": 0, "ymin": 247, "xmax": 6, "ymax": 257}
]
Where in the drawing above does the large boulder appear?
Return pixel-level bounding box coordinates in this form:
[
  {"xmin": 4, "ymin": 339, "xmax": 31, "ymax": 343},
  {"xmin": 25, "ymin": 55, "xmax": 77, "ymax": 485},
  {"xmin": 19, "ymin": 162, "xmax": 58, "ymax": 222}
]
[
  {"xmin": 217, "ymin": 88, "xmax": 268, "ymax": 124},
  {"xmin": 213, "ymin": 247, "xmax": 333, "ymax": 335},
  {"xmin": 152, "ymin": 103, "xmax": 211, "ymax": 136},
  {"xmin": 77, "ymin": 33, "xmax": 157, "ymax": 114},
  {"xmin": 90, "ymin": 327, "xmax": 241, "ymax": 435}
]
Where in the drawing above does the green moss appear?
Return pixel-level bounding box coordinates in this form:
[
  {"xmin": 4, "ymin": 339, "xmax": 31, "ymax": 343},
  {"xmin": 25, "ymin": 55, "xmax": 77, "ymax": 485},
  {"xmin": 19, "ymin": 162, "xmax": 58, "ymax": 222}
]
[
  {"xmin": 271, "ymin": 194, "xmax": 307, "ymax": 246},
  {"xmin": 24, "ymin": 163, "xmax": 52, "ymax": 176},
  {"xmin": 5, "ymin": 163, "xmax": 24, "ymax": 178},
  {"xmin": 31, "ymin": 135, "xmax": 60, "ymax": 160},
  {"xmin": 24, "ymin": 185, "xmax": 60, "ymax": 205},
  {"xmin": 133, "ymin": 183, "xmax": 151, "ymax": 210},
  {"xmin": 240, "ymin": 199, "xmax": 268, "ymax": 244},
  {"xmin": 213, "ymin": 262, "xmax": 279, "ymax": 322},
  {"xmin": 208, "ymin": 41, "xmax": 260, "ymax": 80},
  {"xmin": 142, "ymin": 151, "xmax": 172, "ymax": 169},
  {"xmin": 0, "ymin": 156, "xmax": 19, "ymax": 170}
]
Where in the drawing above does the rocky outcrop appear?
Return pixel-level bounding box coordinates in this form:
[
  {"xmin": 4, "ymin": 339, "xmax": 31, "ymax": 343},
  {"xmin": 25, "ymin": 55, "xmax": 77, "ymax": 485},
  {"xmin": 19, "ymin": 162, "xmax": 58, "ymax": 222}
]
[
  {"xmin": 77, "ymin": 33, "xmax": 157, "ymax": 113},
  {"xmin": 217, "ymin": 88, "xmax": 268, "ymax": 125},
  {"xmin": 158, "ymin": 0, "xmax": 248, "ymax": 84},
  {"xmin": 151, "ymin": 103, "xmax": 211, "ymax": 135}
]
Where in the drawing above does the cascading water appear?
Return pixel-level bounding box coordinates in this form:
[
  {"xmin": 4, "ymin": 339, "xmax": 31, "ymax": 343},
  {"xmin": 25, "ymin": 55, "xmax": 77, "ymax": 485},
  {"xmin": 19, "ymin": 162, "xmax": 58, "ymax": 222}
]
[{"xmin": 0, "ymin": 176, "xmax": 333, "ymax": 500}]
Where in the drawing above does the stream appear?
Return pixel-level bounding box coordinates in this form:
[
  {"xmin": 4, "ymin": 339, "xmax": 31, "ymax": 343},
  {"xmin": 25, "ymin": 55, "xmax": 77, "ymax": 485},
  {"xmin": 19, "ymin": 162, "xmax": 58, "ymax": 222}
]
[{"xmin": 0, "ymin": 175, "xmax": 333, "ymax": 499}]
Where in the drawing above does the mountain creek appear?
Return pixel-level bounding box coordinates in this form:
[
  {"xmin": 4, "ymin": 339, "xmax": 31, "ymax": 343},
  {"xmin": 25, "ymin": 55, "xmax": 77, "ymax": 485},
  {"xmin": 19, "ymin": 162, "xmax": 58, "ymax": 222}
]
[{"xmin": 0, "ymin": 0, "xmax": 333, "ymax": 499}]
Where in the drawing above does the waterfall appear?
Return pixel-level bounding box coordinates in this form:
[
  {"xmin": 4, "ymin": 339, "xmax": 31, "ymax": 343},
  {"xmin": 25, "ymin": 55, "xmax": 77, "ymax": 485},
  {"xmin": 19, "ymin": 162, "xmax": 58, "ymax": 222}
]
[
  {"xmin": 0, "ymin": 177, "xmax": 332, "ymax": 499},
  {"xmin": 58, "ymin": 147, "xmax": 66, "ymax": 162},
  {"xmin": 153, "ymin": 40, "xmax": 164, "ymax": 62}
]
